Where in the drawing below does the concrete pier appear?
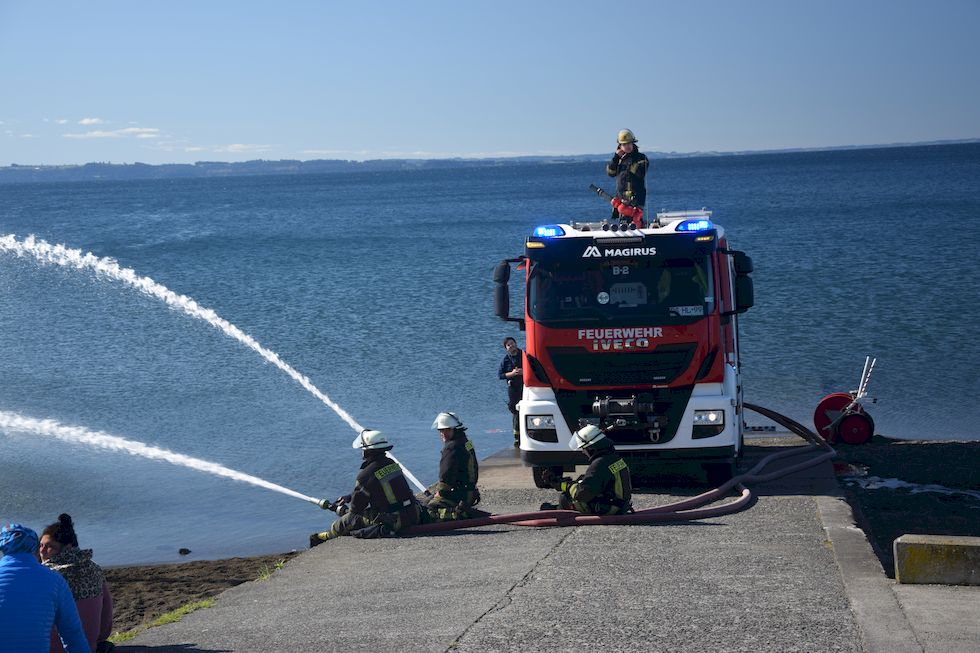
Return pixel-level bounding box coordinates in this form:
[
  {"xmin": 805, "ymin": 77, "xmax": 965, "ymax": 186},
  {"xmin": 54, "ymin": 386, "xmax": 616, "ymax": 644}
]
[{"xmin": 122, "ymin": 439, "xmax": 980, "ymax": 652}]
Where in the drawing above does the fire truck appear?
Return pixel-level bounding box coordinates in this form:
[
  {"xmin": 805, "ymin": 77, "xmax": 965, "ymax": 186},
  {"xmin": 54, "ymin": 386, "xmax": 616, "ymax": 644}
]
[{"xmin": 493, "ymin": 207, "xmax": 754, "ymax": 486}]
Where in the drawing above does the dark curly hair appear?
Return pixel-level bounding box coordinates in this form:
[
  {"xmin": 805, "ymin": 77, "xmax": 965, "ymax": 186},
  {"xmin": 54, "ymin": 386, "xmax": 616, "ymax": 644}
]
[{"xmin": 42, "ymin": 513, "xmax": 79, "ymax": 547}]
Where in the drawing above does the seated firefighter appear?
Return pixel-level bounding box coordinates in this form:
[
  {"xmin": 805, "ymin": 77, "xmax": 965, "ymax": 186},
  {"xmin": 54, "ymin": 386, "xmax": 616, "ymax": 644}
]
[
  {"xmin": 310, "ymin": 429, "xmax": 421, "ymax": 546},
  {"xmin": 421, "ymin": 412, "xmax": 480, "ymax": 521},
  {"xmin": 540, "ymin": 425, "xmax": 633, "ymax": 515}
]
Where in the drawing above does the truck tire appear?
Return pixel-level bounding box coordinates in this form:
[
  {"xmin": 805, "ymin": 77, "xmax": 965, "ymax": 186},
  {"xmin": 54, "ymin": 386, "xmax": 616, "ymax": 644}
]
[
  {"xmin": 703, "ymin": 461, "xmax": 736, "ymax": 486},
  {"xmin": 532, "ymin": 466, "xmax": 563, "ymax": 489}
]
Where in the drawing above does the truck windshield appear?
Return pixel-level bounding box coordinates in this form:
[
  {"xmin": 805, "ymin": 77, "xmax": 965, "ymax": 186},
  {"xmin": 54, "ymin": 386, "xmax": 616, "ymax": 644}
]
[{"xmin": 528, "ymin": 256, "xmax": 713, "ymax": 325}]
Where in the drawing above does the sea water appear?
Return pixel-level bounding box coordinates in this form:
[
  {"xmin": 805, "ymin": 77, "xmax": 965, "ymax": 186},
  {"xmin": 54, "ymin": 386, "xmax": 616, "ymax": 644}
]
[{"xmin": 1, "ymin": 143, "xmax": 978, "ymax": 564}]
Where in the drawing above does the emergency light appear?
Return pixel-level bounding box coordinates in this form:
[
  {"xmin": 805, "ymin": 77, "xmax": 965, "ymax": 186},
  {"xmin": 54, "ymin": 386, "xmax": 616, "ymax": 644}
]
[
  {"xmin": 533, "ymin": 225, "xmax": 566, "ymax": 238},
  {"xmin": 675, "ymin": 219, "xmax": 713, "ymax": 232}
]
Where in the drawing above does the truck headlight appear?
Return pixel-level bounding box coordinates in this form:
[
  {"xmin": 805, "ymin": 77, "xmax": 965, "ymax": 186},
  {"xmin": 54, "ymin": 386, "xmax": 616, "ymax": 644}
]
[
  {"xmin": 526, "ymin": 415, "xmax": 558, "ymax": 442},
  {"xmin": 692, "ymin": 410, "xmax": 725, "ymax": 439}
]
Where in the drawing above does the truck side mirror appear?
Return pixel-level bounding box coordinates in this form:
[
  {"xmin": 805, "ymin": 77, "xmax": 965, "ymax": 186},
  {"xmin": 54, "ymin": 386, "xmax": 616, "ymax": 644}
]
[
  {"xmin": 493, "ymin": 259, "xmax": 526, "ymax": 329},
  {"xmin": 494, "ymin": 283, "xmax": 511, "ymax": 320},
  {"xmin": 733, "ymin": 251, "xmax": 753, "ymax": 275},
  {"xmin": 493, "ymin": 260, "xmax": 511, "ymax": 284},
  {"xmin": 735, "ymin": 275, "xmax": 754, "ymax": 313}
]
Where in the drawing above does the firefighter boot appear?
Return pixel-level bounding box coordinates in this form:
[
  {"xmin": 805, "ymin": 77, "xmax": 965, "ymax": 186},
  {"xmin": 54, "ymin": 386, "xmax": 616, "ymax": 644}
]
[
  {"xmin": 539, "ymin": 502, "xmax": 560, "ymax": 511},
  {"xmin": 309, "ymin": 531, "xmax": 337, "ymax": 548}
]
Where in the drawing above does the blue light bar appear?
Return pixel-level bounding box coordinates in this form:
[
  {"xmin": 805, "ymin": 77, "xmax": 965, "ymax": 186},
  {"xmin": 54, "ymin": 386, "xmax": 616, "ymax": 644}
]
[
  {"xmin": 675, "ymin": 219, "xmax": 714, "ymax": 232},
  {"xmin": 533, "ymin": 224, "xmax": 565, "ymax": 238}
]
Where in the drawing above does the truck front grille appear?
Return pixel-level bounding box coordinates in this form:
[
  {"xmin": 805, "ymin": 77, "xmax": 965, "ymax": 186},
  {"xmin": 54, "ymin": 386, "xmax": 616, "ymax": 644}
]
[{"xmin": 546, "ymin": 344, "xmax": 697, "ymax": 387}]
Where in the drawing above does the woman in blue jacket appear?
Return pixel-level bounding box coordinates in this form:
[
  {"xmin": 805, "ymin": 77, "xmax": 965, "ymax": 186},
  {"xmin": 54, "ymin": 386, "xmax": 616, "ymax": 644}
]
[{"xmin": 0, "ymin": 523, "xmax": 91, "ymax": 653}]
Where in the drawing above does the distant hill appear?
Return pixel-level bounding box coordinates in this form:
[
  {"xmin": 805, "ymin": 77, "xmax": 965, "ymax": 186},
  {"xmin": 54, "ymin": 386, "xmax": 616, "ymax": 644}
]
[
  {"xmin": 0, "ymin": 156, "xmax": 607, "ymax": 184},
  {"xmin": 1, "ymin": 139, "xmax": 976, "ymax": 184}
]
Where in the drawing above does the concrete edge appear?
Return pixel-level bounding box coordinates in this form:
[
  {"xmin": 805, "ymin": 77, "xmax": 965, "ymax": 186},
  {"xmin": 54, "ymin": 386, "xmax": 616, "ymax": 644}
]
[
  {"xmin": 815, "ymin": 496, "xmax": 922, "ymax": 653},
  {"xmin": 894, "ymin": 534, "xmax": 980, "ymax": 586}
]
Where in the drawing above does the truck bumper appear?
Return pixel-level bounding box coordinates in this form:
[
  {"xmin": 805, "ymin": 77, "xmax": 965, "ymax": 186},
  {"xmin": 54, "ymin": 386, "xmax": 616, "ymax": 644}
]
[{"xmin": 521, "ymin": 444, "xmax": 737, "ymax": 468}]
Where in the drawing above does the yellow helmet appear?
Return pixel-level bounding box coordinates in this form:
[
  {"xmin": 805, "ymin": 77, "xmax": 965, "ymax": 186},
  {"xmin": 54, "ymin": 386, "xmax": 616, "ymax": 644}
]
[{"xmin": 617, "ymin": 129, "xmax": 637, "ymax": 144}]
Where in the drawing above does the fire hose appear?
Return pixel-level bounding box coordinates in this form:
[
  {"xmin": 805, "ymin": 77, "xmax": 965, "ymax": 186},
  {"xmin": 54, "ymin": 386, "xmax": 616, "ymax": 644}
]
[{"xmin": 398, "ymin": 403, "xmax": 835, "ymax": 534}]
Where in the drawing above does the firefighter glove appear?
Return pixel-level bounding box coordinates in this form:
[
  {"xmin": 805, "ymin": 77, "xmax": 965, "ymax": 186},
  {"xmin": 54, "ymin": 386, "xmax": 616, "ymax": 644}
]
[{"xmin": 539, "ymin": 468, "xmax": 557, "ymax": 487}]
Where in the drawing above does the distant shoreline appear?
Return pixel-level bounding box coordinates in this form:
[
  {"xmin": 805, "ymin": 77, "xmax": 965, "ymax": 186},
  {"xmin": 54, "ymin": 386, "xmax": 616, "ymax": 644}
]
[{"xmin": 2, "ymin": 139, "xmax": 977, "ymax": 185}]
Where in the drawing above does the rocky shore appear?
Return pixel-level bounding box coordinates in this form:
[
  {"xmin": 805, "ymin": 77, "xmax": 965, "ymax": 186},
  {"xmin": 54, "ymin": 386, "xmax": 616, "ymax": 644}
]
[
  {"xmin": 105, "ymin": 553, "xmax": 300, "ymax": 634},
  {"xmin": 833, "ymin": 436, "xmax": 980, "ymax": 577}
]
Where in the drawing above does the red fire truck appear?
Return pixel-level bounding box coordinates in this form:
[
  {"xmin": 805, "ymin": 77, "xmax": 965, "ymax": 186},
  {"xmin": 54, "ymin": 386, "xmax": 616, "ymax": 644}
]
[{"xmin": 493, "ymin": 209, "xmax": 754, "ymax": 485}]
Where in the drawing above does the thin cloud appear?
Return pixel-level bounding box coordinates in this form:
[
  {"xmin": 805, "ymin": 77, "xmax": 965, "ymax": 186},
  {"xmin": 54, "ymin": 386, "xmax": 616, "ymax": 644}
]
[
  {"xmin": 121, "ymin": 127, "xmax": 160, "ymax": 139},
  {"xmin": 78, "ymin": 117, "xmax": 105, "ymax": 125},
  {"xmin": 214, "ymin": 143, "xmax": 273, "ymax": 153},
  {"xmin": 301, "ymin": 147, "xmax": 540, "ymax": 159},
  {"xmin": 301, "ymin": 149, "xmax": 349, "ymax": 156},
  {"xmin": 63, "ymin": 127, "xmax": 161, "ymax": 140}
]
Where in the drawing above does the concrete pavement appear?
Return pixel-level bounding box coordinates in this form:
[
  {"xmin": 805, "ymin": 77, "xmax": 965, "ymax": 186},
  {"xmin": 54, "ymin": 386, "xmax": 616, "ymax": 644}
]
[{"xmin": 120, "ymin": 439, "xmax": 979, "ymax": 652}]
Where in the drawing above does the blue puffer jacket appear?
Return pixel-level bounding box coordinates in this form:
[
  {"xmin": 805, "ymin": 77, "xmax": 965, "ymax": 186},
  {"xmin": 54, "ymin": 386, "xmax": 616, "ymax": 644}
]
[{"xmin": 0, "ymin": 552, "xmax": 91, "ymax": 653}]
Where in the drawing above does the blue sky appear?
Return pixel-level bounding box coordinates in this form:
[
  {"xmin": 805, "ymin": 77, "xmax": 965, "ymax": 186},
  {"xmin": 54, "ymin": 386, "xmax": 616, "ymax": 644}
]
[{"xmin": 1, "ymin": 0, "xmax": 978, "ymax": 165}]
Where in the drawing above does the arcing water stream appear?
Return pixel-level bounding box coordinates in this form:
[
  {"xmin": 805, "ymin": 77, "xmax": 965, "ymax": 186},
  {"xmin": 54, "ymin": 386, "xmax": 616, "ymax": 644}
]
[
  {"xmin": 0, "ymin": 234, "xmax": 361, "ymax": 432},
  {"xmin": 0, "ymin": 411, "xmax": 320, "ymax": 504},
  {"xmin": 0, "ymin": 233, "xmax": 428, "ymax": 494}
]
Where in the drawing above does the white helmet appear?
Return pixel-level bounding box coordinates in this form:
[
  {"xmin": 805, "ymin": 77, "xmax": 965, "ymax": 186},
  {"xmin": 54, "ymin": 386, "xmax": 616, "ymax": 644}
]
[
  {"xmin": 351, "ymin": 429, "xmax": 391, "ymax": 450},
  {"xmin": 432, "ymin": 412, "xmax": 463, "ymax": 430},
  {"xmin": 568, "ymin": 425, "xmax": 607, "ymax": 450}
]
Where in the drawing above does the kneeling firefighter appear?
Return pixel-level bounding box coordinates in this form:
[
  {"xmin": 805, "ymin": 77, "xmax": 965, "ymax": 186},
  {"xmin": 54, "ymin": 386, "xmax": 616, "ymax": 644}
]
[
  {"xmin": 310, "ymin": 429, "xmax": 421, "ymax": 546},
  {"xmin": 421, "ymin": 412, "xmax": 480, "ymax": 521},
  {"xmin": 540, "ymin": 425, "xmax": 633, "ymax": 514}
]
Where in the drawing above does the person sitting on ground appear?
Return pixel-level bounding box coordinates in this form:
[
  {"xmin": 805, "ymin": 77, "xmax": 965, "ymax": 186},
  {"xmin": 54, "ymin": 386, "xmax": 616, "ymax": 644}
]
[
  {"xmin": 540, "ymin": 425, "xmax": 633, "ymax": 515},
  {"xmin": 0, "ymin": 523, "xmax": 91, "ymax": 653},
  {"xmin": 309, "ymin": 429, "xmax": 422, "ymax": 546},
  {"xmin": 420, "ymin": 412, "xmax": 481, "ymax": 521},
  {"xmin": 40, "ymin": 514, "xmax": 114, "ymax": 653}
]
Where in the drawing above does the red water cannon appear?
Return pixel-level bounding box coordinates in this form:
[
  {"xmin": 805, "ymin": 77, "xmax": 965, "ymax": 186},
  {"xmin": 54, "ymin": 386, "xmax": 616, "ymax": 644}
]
[
  {"xmin": 611, "ymin": 198, "xmax": 645, "ymax": 228},
  {"xmin": 813, "ymin": 357, "xmax": 877, "ymax": 445},
  {"xmin": 589, "ymin": 184, "xmax": 645, "ymax": 228}
]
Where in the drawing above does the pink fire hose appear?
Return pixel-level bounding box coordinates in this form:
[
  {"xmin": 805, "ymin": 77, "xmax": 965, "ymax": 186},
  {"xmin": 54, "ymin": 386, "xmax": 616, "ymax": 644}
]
[{"xmin": 402, "ymin": 403, "xmax": 836, "ymax": 535}]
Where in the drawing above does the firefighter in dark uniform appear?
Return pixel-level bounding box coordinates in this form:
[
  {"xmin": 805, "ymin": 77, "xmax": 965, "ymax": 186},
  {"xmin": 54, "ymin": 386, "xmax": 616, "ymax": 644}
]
[
  {"xmin": 309, "ymin": 429, "xmax": 421, "ymax": 546},
  {"xmin": 540, "ymin": 425, "xmax": 633, "ymax": 514},
  {"xmin": 606, "ymin": 128, "xmax": 649, "ymax": 221},
  {"xmin": 498, "ymin": 337, "xmax": 524, "ymax": 446},
  {"xmin": 421, "ymin": 412, "xmax": 480, "ymax": 521}
]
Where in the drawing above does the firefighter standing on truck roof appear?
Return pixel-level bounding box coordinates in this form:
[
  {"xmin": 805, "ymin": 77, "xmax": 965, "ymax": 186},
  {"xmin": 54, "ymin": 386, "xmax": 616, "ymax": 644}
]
[
  {"xmin": 539, "ymin": 425, "xmax": 633, "ymax": 514},
  {"xmin": 420, "ymin": 412, "xmax": 481, "ymax": 521},
  {"xmin": 309, "ymin": 429, "xmax": 421, "ymax": 546},
  {"xmin": 606, "ymin": 129, "xmax": 649, "ymax": 221}
]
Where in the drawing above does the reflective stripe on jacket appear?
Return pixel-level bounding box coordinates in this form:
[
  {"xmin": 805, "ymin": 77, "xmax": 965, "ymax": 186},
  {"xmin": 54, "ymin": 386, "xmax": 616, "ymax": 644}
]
[
  {"xmin": 566, "ymin": 450, "xmax": 632, "ymax": 514},
  {"xmin": 350, "ymin": 452, "xmax": 420, "ymax": 529},
  {"xmin": 606, "ymin": 150, "xmax": 649, "ymax": 207}
]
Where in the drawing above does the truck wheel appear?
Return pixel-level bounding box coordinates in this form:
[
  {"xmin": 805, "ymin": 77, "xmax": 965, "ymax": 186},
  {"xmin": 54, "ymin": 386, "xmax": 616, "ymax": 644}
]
[
  {"xmin": 532, "ymin": 466, "xmax": 563, "ymax": 489},
  {"xmin": 703, "ymin": 461, "xmax": 736, "ymax": 486}
]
